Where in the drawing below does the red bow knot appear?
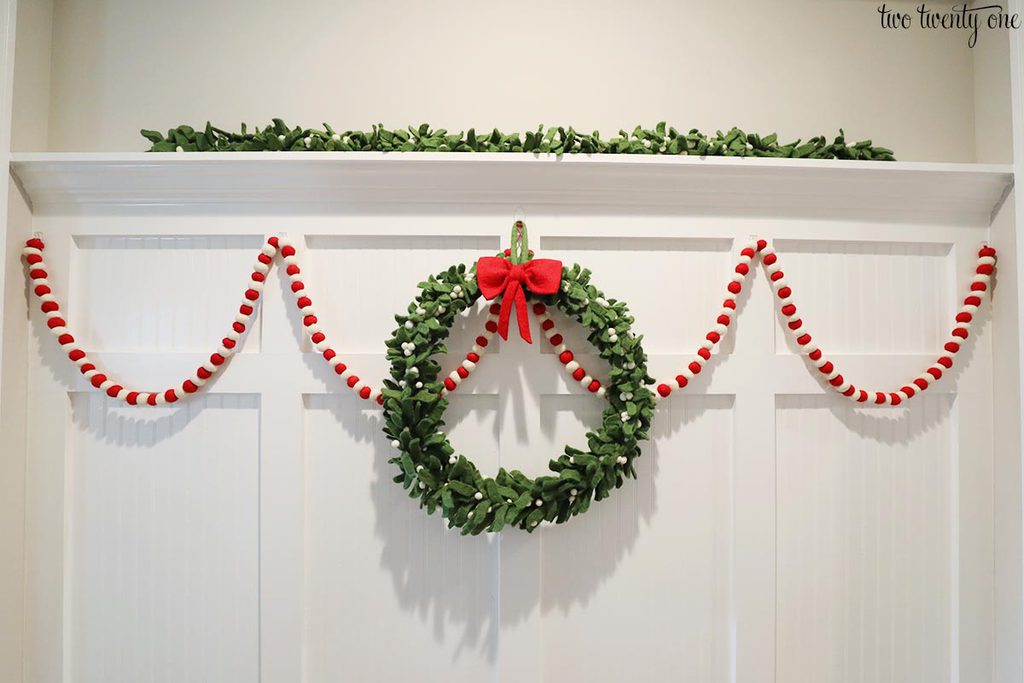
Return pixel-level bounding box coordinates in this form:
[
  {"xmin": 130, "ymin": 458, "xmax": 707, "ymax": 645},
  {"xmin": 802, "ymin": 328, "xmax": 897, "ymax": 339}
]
[{"xmin": 476, "ymin": 256, "xmax": 563, "ymax": 343}]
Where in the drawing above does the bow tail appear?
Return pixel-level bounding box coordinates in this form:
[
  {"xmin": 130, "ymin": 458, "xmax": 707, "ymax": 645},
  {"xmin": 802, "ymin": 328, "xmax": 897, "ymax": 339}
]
[
  {"xmin": 495, "ymin": 281, "xmax": 520, "ymax": 341},
  {"xmin": 514, "ymin": 285, "xmax": 532, "ymax": 343}
]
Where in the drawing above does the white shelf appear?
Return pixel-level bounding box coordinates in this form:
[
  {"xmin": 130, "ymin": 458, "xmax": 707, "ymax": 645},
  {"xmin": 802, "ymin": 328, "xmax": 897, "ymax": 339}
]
[{"xmin": 9, "ymin": 152, "xmax": 1015, "ymax": 221}]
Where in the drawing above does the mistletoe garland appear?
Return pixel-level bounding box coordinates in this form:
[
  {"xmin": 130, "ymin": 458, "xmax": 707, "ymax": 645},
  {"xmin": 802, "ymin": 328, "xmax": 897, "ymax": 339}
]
[
  {"xmin": 141, "ymin": 120, "xmax": 896, "ymax": 160},
  {"xmin": 381, "ymin": 257, "xmax": 656, "ymax": 535}
]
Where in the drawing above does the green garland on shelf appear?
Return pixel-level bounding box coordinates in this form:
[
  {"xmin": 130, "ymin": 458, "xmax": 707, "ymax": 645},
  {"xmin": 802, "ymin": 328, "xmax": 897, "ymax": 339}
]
[
  {"xmin": 141, "ymin": 119, "xmax": 896, "ymax": 160},
  {"xmin": 381, "ymin": 258, "xmax": 656, "ymax": 534}
]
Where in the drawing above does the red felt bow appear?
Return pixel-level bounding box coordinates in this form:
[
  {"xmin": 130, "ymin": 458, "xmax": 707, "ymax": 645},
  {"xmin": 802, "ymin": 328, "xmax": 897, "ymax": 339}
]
[{"xmin": 476, "ymin": 256, "xmax": 563, "ymax": 343}]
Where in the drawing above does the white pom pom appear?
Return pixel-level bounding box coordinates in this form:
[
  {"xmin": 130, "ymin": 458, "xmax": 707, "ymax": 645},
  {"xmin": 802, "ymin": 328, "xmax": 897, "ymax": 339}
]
[
  {"xmin": 474, "ymin": 492, "xmax": 483, "ymax": 500},
  {"xmin": 391, "ymin": 439, "xmax": 400, "ymax": 448},
  {"xmin": 565, "ymin": 361, "xmax": 580, "ymax": 373}
]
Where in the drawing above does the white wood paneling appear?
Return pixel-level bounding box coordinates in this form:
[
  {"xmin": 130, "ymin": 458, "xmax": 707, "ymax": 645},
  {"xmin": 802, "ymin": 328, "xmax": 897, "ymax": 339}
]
[
  {"xmin": 67, "ymin": 393, "xmax": 260, "ymax": 683},
  {"xmin": 15, "ymin": 164, "xmax": 1006, "ymax": 682},
  {"xmin": 776, "ymin": 394, "xmax": 956, "ymax": 683}
]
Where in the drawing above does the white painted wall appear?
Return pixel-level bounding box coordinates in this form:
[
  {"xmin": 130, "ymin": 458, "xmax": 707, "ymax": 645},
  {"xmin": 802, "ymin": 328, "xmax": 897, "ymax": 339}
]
[{"xmin": 23, "ymin": 0, "xmax": 984, "ymax": 160}]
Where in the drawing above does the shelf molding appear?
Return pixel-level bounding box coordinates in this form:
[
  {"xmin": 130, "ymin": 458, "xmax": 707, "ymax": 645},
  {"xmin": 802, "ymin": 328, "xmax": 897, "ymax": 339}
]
[{"xmin": 9, "ymin": 152, "xmax": 1015, "ymax": 222}]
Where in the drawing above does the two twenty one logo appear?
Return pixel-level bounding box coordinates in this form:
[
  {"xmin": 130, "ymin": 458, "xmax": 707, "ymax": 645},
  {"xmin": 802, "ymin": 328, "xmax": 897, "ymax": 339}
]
[{"xmin": 877, "ymin": 3, "xmax": 1021, "ymax": 47}]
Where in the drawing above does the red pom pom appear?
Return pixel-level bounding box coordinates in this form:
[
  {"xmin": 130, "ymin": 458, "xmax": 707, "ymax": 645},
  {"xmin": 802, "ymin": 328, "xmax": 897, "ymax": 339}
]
[
  {"xmin": 588, "ymin": 380, "xmax": 601, "ymax": 393},
  {"xmin": 251, "ymin": 271, "xmax": 265, "ymax": 283},
  {"xmin": 770, "ymin": 271, "xmax": 785, "ymax": 282},
  {"xmin": 676, "ymin": 375, "xmax": 689, "ymax": 388},
  {"xmin": 34, "ymin": 285, "xmax": 51, "ymax": 297},
  {"xmin": 928, "ymin": 367, "xmax": 943, "ymax": 380},
  {"xmin": 80, "ymin": 363, "xmax": 95, "ymax": 374},
  {"xmin": 875, "ymin": 392, "xmax": 886, "ymax": 405},
  {"xmin": 756, "ymin": 239, "xmax": 768, "ymax": 252},
  {"xmin": 532, "ymin": 303, "xmax": 547, "ymax": 315},
  {"xmin": 47, "ymin": 317, "xmax": 65, "ymax": 329},
  {"xmin": 41, "ymin": 301, "xmax": 59, "ymax": 313},
  {"xmin": 183, "ymin": 380, "xmax": 198, "ymax": 394},
  {"xmin": 267, "ymin": 236, "xmax": 280, "ymax": 248},
  {"xmin": 914, "ymin": 378, "xmax": 929, "ymax": 390},
  {"xmin": 503, "ymin": 248, "xmax": 511, "ymax": 256},
  {"xmin": 457, "ymin": 366, "xmax": 469, "ymax": 378},
  {"xmin": 334, "ymin": 363, "xmax": 347, "ymax": 375},
  {"xmin": 68, "ymin": 349, "xmax": 85, "ymax": 362},
  {"xmin": 788, "ymin": 319, "xmax": 803, "ymax": 330},
  {"xmin": 778, "ymin": 286, "xmax": 792, "ymax": 299},
  {"xmin": 25, "ymin": 238, "xmax": 44, "ymax": 250},
  {"xmin": 889, "ymin": 393, "xmax": 901, "ymax": 406},
  {"xmin": 964, "ymin": 295, "xmax": 982, "ymax": 307},
  {"xmin": 29, "ymin": 269, "xmax": 47, "ymax": 279},
  {"xmin": 485, "ymin": 321, "xmax": 498, "ymax": 333},
  {"xmin": 296, "ymin": 296, "xmax": 312, "ymax": 309},
  {"xmin": 323, "ymin": 348, "xmax": 336, "ymax": 361},
  {"xmin": 444, "ymin": 378, "xmax": 456, "ymax": 390},
  {"xmin": 901, "ymin": 385, "xmax": 915, "ymax": 398},
  {"xmin": 164, "ymin": 389, "xmax": 178, "ymax": 403},
  {"xmin": 829, "ymin": 374, "xmax": 844, "ymax": 386},
  {"xmin": 233, "ymin": 322, "xmax": 246, "ymax": 334},
  {"xmin": 346, "ymin": 376, "xmax": 359, "ymax": 388},
  {"xmin": 763, "ymin": 253, "xmax": 777, "ymax": 266},
  {"xmin": 300, "ymin": 315, "xmax": 316, "ymax": 327},
  {"xmin": 736, "ymin": 263, "xmax": 749, "ymax": 276},
  {"xmin": 717, "ymin": 315, "xmax": 731, "ymax": 326},
  {"xmin": 971, "ymin": 282, "xmax": 987, "ymax": 292},
  {"xmin": 475, "ymin": 336, "xmax": 489, "ymax": 347},
  {"xmin": 977, "ymin": 264, "xmax": 994, "ymax": 275},
  {"xmin": 281, "ymin": 245, "xmax": 296, "ymax": 257},
  {"xmin": 541, "ymin": 319, "xmax": 554, "ymax": 331},
  {"xmin": 952, "ymin": 327, "xmax": 969, "ymax": 339},
  {"xmin": 688, "ymin": 361, "xmax": 702, "ymax": 375},
  {"xmin": 290, "ymin": 281, "xmax": 305, "ymax": 293},
  {"xmin": 286, "ymin": 264, "xmax": 300, "ymax": 276},
  {"xmin": 210, "ymin": 353, "xmax": 225, "ymax": 366},
  {"xmin": 311, "ymin": 332, "xmax": 326, "ymax": 344},
  {"xmin": 938, "ymin": 356, "xmax": 953, "ymax": 368},
  {"xmin": 956, "ymin": 312, "xmax": 972, "ymax": 324},
  {"xmin": 727, "ymin": 281, "xmax": 742, "ymax": 294},
  {"xmin": 697, "ymin": 347, "xmax": 711, "ymax": 360},
  {"xmin": 706, "ymin": 331, "xmax": 720, "ymax": 344},
  {"xmin": 222, "ymin": 338, "xmax": 236, "ymax": 349},
  {"xmin": 843, "ymin": 385, "xmax": 856, "ymax": 397},
  {"xmin": 808, "ymin": 349, "xmax": 822, "ymax": 361},
  {"xmin": 25, "ymin": 254, "xmax": 42, "ymax": 265},
  {"xmin": 723, "ymin": 299, "xmax": 736, "ymax": 310},
  {"xmin": 559, "ymin": 351, "xmax": 574, "ymax": 364},
  {"xmin": 240, "ymin": 304, "xmax": 254, "ymax": 316},
  {"xmin": 376, "ymin": 394, "xmax": 384, "ymax": 405},
  {"xmin": 359, "ymin": 386, "xmax": 372, "ymax": 399},
  {"xmin": 58, "ymin": 333, "xmax": 74, "ymax": 345},
  {"xmin": 126, "ymin": 392, "xmax": 139, "ymax": 405},
  {"xmin": 90, "ymin": 374, "xmax": 106, "ymax": 388},
  {"xmin": 819, "ymin": 361, "xmax": 834, "ymax": 375},
  {"xmin": 572, "ymin": 368, "xmax": 585, "ymax": 381},
  {"xmin": 197, "ymin": 367, "xmax": 212, "ymax": 380},
  {"xmin": 657, "ymin": 384, "xmax": 672, "ymax": 397},
  {"xmin": 796, "ymin": 334, "xmax": 812, "ymax": 346},
  {"xmin": 979, "ymin": 246, "xmax": 996, "ymax": 258},
  {"xmin": 550, "ymin": 334, "xmax": 563, "ymax": 346},
  {"xmin": 147, "ymin": 394, "xmax": 158, "ymax": 406},
  {"xmin": 467, "ymin": 352, "xmax": 480, "ymax": 363},
  {"xmin": 245, "ymin": 289, "xmax": 260, "ymax": 301},
  {"xmin": 944, "ymin": 341, "xmax": 960, "ymax": 354},
  {"xmin": 741, "ymin": 247, "xmax": 755, "ymax": 258},
  {"xmin": 258, "ymin": 253, "xmax": 272, "ymax": 265},
  {"xmin": 857, "ymin": 390, "xmax": 868, "ymax": 403},
  {"xmin": 781, "ymin": 304, "xmax": 797, "ymax": 317}
]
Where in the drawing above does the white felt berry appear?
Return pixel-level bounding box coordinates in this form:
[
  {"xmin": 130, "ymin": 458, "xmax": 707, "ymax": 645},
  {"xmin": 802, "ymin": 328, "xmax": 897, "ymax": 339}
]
[{"xmin": 474, "ymin": 492, "xmax": 483, "ymax": 500}]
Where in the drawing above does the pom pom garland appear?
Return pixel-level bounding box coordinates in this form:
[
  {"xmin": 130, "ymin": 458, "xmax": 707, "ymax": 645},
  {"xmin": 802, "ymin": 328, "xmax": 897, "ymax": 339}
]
[
  {"xmin": 22, "ymin": 235, "xmax": 493, "ymax": 409},
  {"xmin": 22, "ymin": 236, "xmax": 996, "ymax": 409},
  {"xmin": 514, "ymin": 240, "xmax": 996, "ymax": 404}
]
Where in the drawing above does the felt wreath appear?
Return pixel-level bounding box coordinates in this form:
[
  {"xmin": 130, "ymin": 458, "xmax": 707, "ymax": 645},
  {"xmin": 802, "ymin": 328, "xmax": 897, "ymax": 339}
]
[{"xmin": 381, "ymin": 230, "xmax": 656, "ymax": 534}]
